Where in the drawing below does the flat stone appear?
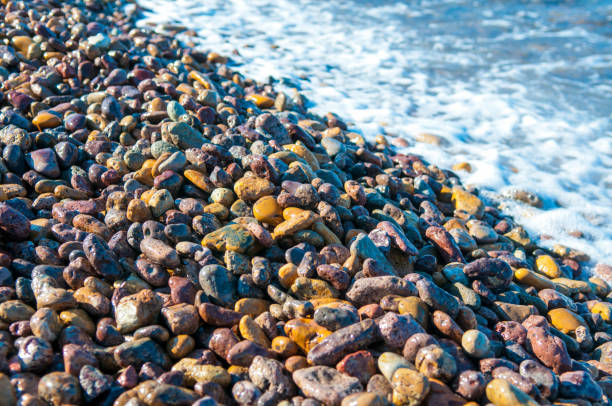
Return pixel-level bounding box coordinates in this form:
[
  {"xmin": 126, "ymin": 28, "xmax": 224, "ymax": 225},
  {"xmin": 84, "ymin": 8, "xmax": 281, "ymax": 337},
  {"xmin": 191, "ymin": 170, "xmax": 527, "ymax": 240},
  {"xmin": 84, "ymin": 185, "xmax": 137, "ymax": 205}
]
[
  {"xmin": 114, "ymin": 338, "xmax": 171, "ymax": 369},
  {"xmin": 26, "ymin": 148, "xmax": 60, "ymax": 178},
  {"xmin": 307, "ymin": 319, "xmax": 379, "ymax": 366},
  {"xmin": 293, "ymin": 366, "xmax": 362, "ymax": 406},
  {"xmin": 199, "ymin": 264, "xmax": 237, "ymax": 307},
  {"xmin": 350, "ymin": 234, "xmax": 396, "ymax": 276},
  {"xmin": 202, "ymin": 224, "xmax": 255, "ymax": 254}
]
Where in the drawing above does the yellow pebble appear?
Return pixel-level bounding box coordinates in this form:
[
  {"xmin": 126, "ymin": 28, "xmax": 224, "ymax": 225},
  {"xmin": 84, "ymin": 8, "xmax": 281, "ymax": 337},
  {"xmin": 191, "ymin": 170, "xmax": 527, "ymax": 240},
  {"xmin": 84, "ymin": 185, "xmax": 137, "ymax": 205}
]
[
  {"xmin": 290, "ymin": 277, "xmax": 339, "ymax": 300},
  {"xmin": 278, "ymin": 264, "xmax": 299, "ymax": 289},
  {"xmin": 535, "ymin": 255, "xmax": 562, "ymax": 279},
  {"xmin": 253, "ymin": 196, "xmax": 283, "ymax": 225},
  {"xmin": 547, "ymin": 308, "xmax": 586, "ymax": 334},
  {"xmin": 239, "ymin": 315, "xmax": 270, "ymax": 348},
  {"xmin": 184, "ymin": 169, "xmax": 214, "ymax": 193},
  {"xmin": 513, "ymin": 268, "xmax": 555, "ymax": 291},
  {"xmin": 391, "ymin": 368, "xmax": 430, "ymax": 406},
  {"xmin": 233, "ymin": 176, "xmax": 275, "ymax": 202},
  {"xmin": 59, "ymin": 309, "xmax": 95, "ymax": 336},
  {"xmin": 451, "ymin": 186, "xmax": 484, "ymax": 218},
  {"xmin": 284, "ymin": 143, "xmax": 320, "ymax": 171},
  {"xmin": 282, "ymin": 207, "xmax": 307, "ymax": 220},
  {"xmin": 310, "ymin": 298, "xmax": 352, "ymax": 309},
  {"xmin": 486, "ymin": 378, "xmax": 538, "ymax": 406},
  {"xmin": 12, "ymin": 36, "xmax": 33, "ymax": 54},
  {"xmin": 274, "ymin": 211, "xmax": 318, "ymax": 239},
  {"xmin": 188, "ymin": 70, "xmax": 212, "ymax": 88},
  {"xmin": 398, "ymin": 297, "xmax": 429, "ymax": 328},
  {"xmin": 32, "ymin": 111, "xmax": 61, "ymax": 131},
  {"xmin": 591, "ymin": 302, "xmax": 612, "ymax": 322},
  {"xmin": 284, "ymin": 318, "xmax": 331, "ymax": 353},
  {"xmin": 452, "ymin": 162, "xmax": 472, "ymax": 173},
  {"xmin": 311, "ymin": 222, "xmax": 341, "ymax": 245},
  {"xmin": 234, "ymin": 298, "xmax": 270, "ymax": 317},
  {"xmin": 552, "ymin": 278, "xmax": 592, "ymax": 294},
  {"xmin": 203, "ymin": 202, "xmax": 229, "ymax": 220},
  {"xmin": 245, "ymin": 94, "xmax": 275, "ymax": 108},
  {"xmin": 271, "ymin": 336, "xmax": 299, "ymax": 358}
]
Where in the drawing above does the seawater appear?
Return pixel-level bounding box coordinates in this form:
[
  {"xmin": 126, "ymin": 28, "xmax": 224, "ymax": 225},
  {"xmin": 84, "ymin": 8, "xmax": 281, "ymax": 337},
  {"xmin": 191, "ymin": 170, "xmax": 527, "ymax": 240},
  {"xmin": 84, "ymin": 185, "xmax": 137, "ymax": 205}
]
[{"xmin": 134, "ymin": 0, "xmax": 612, "ymax": 268}]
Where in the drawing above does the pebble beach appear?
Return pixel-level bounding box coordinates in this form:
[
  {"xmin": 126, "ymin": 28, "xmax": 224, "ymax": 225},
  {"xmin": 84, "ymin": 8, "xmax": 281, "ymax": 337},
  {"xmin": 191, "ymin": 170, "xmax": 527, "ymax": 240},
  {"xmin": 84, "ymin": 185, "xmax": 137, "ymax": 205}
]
[{"xmin": 0, "ymin": 0, "xmax": 611, "ymax": 405}]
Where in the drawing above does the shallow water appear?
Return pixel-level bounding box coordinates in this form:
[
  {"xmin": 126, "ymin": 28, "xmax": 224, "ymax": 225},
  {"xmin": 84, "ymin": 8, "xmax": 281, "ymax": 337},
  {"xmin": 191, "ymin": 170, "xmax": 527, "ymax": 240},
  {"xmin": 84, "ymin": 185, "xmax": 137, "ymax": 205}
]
[{"xmin": 135, "ymin": 0, "xmax": 612, "ymax": 267}]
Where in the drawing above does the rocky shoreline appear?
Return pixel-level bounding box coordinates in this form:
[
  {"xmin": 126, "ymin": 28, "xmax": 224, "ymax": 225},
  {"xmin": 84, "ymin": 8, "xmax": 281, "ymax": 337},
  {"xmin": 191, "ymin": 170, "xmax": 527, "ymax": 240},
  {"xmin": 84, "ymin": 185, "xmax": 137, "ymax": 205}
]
[{"xmin": 0, "ymin": 0, "xmax": 611, "ymax": 405}]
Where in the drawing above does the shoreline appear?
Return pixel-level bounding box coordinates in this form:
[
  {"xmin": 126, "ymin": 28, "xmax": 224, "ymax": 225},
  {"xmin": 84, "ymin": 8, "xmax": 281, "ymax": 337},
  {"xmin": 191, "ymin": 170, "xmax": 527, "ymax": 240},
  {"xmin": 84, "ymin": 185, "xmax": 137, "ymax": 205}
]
[
  {"xmin": 134, "ymin": 0, "xmax": 612, "ymax": 269},
  {"xmin": 0, "ymin": 0, "xmax": 611, "ymax": 405}
]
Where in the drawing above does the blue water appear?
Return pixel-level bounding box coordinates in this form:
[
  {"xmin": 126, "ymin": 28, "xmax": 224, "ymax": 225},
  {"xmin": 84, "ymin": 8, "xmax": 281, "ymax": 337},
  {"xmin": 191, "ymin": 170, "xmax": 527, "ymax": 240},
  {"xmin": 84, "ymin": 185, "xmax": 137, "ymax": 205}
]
[{"xmin": 136, "ymin": 0, "xmax": 612, "ymax": 267}]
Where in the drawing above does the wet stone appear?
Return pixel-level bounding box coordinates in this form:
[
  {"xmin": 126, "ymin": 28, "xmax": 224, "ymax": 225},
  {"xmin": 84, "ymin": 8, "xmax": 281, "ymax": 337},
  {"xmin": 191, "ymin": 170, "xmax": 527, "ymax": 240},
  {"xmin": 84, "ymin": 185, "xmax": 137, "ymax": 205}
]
[
  {"xmin": 38, "ymin": 372, "xmax": 82, "ymax": 406},
  {"xmin": 307, "ymin": 319, "xmax": 379, "ymax": 366},
  {"xmin": 114, "ymin": 337, "xmax": 171, "ymax": 369},
  {"xmin": 0, "ymin": 204, "xmax": 31, "ymax": 240},
  {"xmin": 199, "ymin": 264, "xmax": 237, "ymax": 307},
  {"xmin": 293, "ymin": 366, "xmax": 362, "ymax": 406},
  {"xmin": 79, "ymin": 365, "xmax": 111, "ymax": 401},
  {"xmin": 519, "ymin": 360, "xmax": 558, "ymax": 399},
  {"xmin": 115, "ymin": 289, "xmax": 163, "ymax": 334},
  {"xmin": 377, "ymin": 312, "xmax": 425, "ymax": 349},
  {"xmin": 346, "ymin": 276, "xmax": 417, "ymax": 307},
  {"xmin": 18, "ymin": 336, "xmax": 54, "ymax": 372},
  {"xmin": 26, "ymin": 148, "xmax": 60, "ymax": 178}
]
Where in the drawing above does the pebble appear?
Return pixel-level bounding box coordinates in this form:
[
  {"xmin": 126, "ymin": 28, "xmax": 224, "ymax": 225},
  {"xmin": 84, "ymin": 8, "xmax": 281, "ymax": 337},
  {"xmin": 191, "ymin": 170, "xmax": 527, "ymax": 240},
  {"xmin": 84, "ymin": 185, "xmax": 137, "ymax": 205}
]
[
  {"xmin": 202, "ymin": 224, "xmax": 255, "ymax": 254},
  {"xmin": 114, "ymin": 289, "xmax": 162, "ymax": 333},
  {"xmin": 519, "ymin": 359, "xmax": 558, "ymax": 399},
  {"xmin": 340, "ymin": 392, "xmax": 385, "ymax": 406},
  {"xmin": 0, "ymin": 204, "xmax": 31, "ymax": 240},
  {"xmin": 18, "ymin": 336, "xmax": 54, "ymax": 372},
  {"xmin": 234, "ymin": 177, "xmax": 275, "ymax": 202},
  {"xmin": 377, "ymin": 352, "xmax": 413, "ymax": 381},
  {"xmin": 307, "ymin": 319, "xmax": 379, "ymax": 366},
  {"xmin": 248, "ymin": 355, "xmax": 295, "ymax": 398},
  {"xmin": 79, "ymin": 365, "xmax": 111, "ymax": 401},
  {"xmin": 414, "ymin": 344, "xmax": 457, "ymax": 382},
  {"xmin": 350, "ymin": 234, "xmax": 396, "ymax": 276},
  {"xmin": 486, "ymin": 378, "xmax": 538, "ymax": 406},
  {"xmin": 451, "ymin": 187, "xmax": 484, "ymax": 218},
  {"xmin": 162, "ymin": 303, "xmax": 199, "ymax": 335},
  {"xmin": 415, "ymin": 277, "xmax": 460, "ymax": 318},
  {"xmin": 461, "ymin": 329, "xmax": 491, "ymax": 359},
  {"xmin": 559, "ymin": 370, "xmax": 603, "ymax": 402},
  {"xmin": 38, "ymin": 372, "xmax": 82, "ymax": 405},
  {"xmin": 199, "ymin": 264, "xmax": 237, "ymax": 306},
  {"xmin": 526, "ymin": 326, "xmax": 572, "ymax": 374},
  {"xmin": 390, "ymin": 368, "xmax": 430, "ymax": 406},
  {"xmin": 253, "ymin": 195, "xmax": 283, "ymax": 225},
  {"xmin": 377, "ymin": 312, "xmax": 425, "ymax": 349},
  {"xmin": 114, "ymin": 338, "xmax": 171, "ymax": 369},
  {"xmin": 293, "ymin": 366, "xmax": 363, "ymax": 406},
  {"xmin": 337, "ymin": 351, "xmax": 376, "ymax": 385},
  {"xmin": 346, "ymin": 276, "xmax": 417, "ymax": 307},
  {"xmin": 0, "ymin": 373, "xmax": 16, "ymax": 406},
  {"xmin": 32, "ymin": 111, "xmax": 61, "ymax": 131},
  {"xmin": 25, "ymin": 148, "xmax": 60, "ymax": 178},
  {"xmin": 140, "ymin": 237, "xmax": 180, "ymax": 268},
  {"xmin": 463, "ymin": 257, "xmax": 513, "ymax": 292},
  {"xmin": 453, "ymin": 370, "xmax": 485, "ymax": 401},
  {"xmin": 547, "ymin": 307, "xmax": 586, "ymax": 334}
]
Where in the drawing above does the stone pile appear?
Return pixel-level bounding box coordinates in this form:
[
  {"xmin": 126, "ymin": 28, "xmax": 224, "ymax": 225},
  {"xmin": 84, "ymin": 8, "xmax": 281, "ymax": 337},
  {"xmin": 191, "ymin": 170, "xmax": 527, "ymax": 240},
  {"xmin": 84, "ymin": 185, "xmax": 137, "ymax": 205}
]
[{"xmin": 0, "ymin": 0, "xmax": 611, "ymax": 405}]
